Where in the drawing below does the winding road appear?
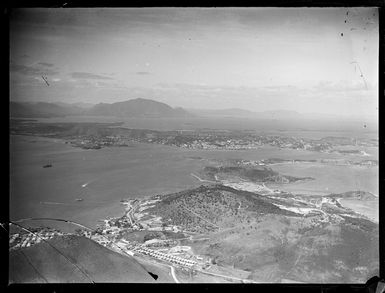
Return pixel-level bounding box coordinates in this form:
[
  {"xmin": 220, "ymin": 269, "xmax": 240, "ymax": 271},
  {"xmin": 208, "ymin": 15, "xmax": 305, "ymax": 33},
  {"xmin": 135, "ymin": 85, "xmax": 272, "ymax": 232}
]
[
  {"xmin": 190, "ymin": 173, "xmax": 217, "ymax": 184},
  {"xmin": 170, "ymin": 265, "xmax": 180, "ymax": 283}
]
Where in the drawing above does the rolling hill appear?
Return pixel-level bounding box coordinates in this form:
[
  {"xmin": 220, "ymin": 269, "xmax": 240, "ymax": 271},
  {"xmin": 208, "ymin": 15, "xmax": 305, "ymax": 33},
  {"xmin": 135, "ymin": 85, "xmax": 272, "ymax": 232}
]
[
  {"xmin": 143, "ymin": 184, "xmax": 379, "ymax": 282},
  {"xmin": 146, "ymin": 184, "xmax": 300, "ymax": 234}
]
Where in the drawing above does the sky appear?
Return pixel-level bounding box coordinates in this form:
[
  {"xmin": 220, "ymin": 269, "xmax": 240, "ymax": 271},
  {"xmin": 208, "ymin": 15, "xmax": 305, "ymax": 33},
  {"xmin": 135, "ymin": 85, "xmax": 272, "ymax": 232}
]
[{"xmin": 9, "ymin": 8, "xmax": 378, "ymax": 119}]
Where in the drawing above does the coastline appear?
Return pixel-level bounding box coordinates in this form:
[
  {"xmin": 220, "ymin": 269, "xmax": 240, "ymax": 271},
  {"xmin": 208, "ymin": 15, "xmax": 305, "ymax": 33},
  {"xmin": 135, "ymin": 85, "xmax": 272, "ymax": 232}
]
[{"xmin": 338, "ymin": 198, "xmax": 379, "ymax": 223}]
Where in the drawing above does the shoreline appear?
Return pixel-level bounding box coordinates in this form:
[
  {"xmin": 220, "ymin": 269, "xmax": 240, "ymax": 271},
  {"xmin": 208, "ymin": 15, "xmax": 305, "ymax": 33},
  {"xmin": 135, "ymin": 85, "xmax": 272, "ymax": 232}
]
[{"xmin": 338, "ymin": 198, "xmax": 379, "ymax": 223}]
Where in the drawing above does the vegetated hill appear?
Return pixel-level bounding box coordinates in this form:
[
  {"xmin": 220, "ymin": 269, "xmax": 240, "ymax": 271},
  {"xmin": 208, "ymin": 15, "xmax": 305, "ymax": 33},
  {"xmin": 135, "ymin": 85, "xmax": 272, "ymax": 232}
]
[
  {"xmin": 202, "ymin": 165, "xmax": 313, "ymax": 183},
  {"xmin": 145, "ymin": 184, "xmax": 379, "ymax": 282},
  {"xmin": 146, "ymin": 185, "xmax": 299, "ymax": 233},
  {"xmin": 86, "ymin": 98, "xmax": 191, "ymax": 118},
  {"xmin": 10, "ymin": 102, "xmax": 84, "ymax": 118},
  {"xmin": 194, "ymin": 213, "xmax": 379, "ymax": 283},
  {"xmin": 9, "ymin": 235, "xmax": 157, "ymax": 283}
]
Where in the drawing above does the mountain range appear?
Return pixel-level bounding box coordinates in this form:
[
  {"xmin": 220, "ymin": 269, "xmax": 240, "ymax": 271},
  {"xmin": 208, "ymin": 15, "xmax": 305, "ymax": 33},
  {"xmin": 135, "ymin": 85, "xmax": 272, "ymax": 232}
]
[
  {"xmin": 9, "ymin": 98, "xmax": 375, "ymax": 123},
  {"xmin": 10, "ymin": 98, "xmax": 190, "ymax": 119}
]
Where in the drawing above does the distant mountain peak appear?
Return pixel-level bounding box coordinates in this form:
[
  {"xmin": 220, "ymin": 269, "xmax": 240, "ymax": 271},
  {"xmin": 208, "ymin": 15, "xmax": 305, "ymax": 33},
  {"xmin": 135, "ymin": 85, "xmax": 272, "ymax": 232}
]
[{"xmin": 87, "ymin": 98, "xmax": 191, "ymax": 118}]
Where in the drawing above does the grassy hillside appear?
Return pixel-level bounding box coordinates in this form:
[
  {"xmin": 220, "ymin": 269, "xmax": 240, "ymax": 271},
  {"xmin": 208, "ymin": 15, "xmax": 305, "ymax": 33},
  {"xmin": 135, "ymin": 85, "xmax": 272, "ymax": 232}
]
[
  {"xmin": 189, "ymin": 214, "xmax": 379, "ymax": 283},
  {"xmin": 144, "ymin": 184, "xmax": 378, "ymax": 283}
]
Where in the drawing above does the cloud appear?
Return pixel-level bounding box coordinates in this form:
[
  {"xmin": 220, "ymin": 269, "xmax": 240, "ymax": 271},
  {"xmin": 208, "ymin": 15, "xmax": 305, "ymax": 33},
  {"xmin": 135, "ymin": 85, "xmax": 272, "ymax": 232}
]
[
  {"xmin": 70, "ymin": 72, "xmax": 113, "ymax": 80},
  {"xmin": 10, "ymin": 63, "xmax": 59, "ymax": 75},
  {"xmin": 38, "ymin": 62, "xmax": 54, "ymax": 67},
  {"xmin": 263, "ymin": 85, "xmax": 299, "ymax": 91},
  {"xmin": 64, "ymin": 76, "xmax": 124, "ymax": 89},
  {"xmin": 135, "ymin": 71, "xmax": 151, "ymax": 75}
]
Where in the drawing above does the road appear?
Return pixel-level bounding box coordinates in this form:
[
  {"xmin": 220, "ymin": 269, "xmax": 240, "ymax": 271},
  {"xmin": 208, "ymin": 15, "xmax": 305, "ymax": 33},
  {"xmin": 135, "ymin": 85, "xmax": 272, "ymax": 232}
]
[
  {"xmin": 137, "ymin": 255, "xmax": 180, "ymax": 283},
  {"xmin": 190, "ymin": 173, "xmax": 217, "ymax": 184},
  {"xmin": 169, "ymin": 265, "xmax": 180, "ymax": 283},
  {"xmin": 126, "ymin": 202, "xmax": 140, "ymax": 226},
  {"xmin": 197, "ymin": 267, "xmax": 254, "ymax": 283}
]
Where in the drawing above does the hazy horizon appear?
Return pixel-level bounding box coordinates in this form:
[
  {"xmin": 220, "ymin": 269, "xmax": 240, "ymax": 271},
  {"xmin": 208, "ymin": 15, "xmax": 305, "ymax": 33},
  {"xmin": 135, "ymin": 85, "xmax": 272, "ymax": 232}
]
[
  {"xmin": 10, "ymin": 8, "xmax": 378, "ymax": 120},
  {"xmin": 11, "ymin": 97, "xmax": 377, "ymax": 123}
]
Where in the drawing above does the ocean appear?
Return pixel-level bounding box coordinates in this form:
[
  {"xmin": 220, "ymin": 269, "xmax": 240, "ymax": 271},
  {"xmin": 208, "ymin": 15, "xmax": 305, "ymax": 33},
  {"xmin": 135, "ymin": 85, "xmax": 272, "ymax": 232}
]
[
  {"xmin": 34, "ymin": 116, "xmax": 378, "ymax": 139},
  {"xmin": 10, "ymin": 118, "xmax": 378, "ymax": 230}
]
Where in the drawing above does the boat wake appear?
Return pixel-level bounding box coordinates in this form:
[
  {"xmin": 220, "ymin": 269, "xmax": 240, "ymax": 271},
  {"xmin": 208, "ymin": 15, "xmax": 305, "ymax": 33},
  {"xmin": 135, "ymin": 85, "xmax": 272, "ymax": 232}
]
[
  {"xmin": 82, "ymin": 179, "xmax": 97, "ymax": 188},
  {"xmin": 40, "ymin": 201, "xmax": 75, "ymax": 206}
]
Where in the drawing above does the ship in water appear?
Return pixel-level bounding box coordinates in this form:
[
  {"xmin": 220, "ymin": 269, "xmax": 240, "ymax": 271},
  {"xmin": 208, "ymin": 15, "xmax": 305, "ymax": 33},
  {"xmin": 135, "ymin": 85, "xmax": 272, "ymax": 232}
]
[
  {"xmin": 75, "ymin": 198, "xmax": 83, "ymax": 202},
  {"xmin": 43, "ymin": 164, "xmax": 52, "ymax": 168}
]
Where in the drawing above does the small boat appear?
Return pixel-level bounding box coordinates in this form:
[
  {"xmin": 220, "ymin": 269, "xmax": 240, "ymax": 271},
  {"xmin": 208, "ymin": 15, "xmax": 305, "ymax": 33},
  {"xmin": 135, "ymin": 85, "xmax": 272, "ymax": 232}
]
[
  {"xmin": 75, "ymin": 198, "xmax": 84, "ymax": 202},
  {"xmin": 43, "ymin": 164, "xmax": 52, "ymax": 168}
]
